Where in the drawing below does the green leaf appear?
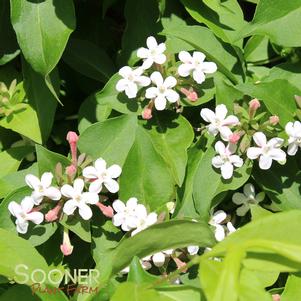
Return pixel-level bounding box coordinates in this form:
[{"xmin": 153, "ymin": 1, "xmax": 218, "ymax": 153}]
[
  {"xmin": 282, "ymin": 273, "xmax": 301, "ymax": 301},
  {"xmin": 244, "ymin": 35, "xmax": 273, "ymax": 63},
  {"xmin": 119, "ymin": 126, "xmax": 175, "ymax": 210},
  {"xmin": 0, "ymin": 163, "xmax": 38, "ymax": 199},
  {"xmin": 36, "ymin": 144, "xmax": 71, "ymax": 175},
  {"xmin": 0, "ymin": 228, "xmax": 50, "ymax": 285},
  {"xmin": 97, "ymin": 220, "xmax": 215, "ymax": 283},
  {"xmin": 0, "ymin": 186, "xmax": 58, "ymax": 246},
  {"xmin": 63, "ymin": 39, "xmax": 115, "ymax": 82},
  {"xmin": 180, "ymin": 0, "xmax": 246, "ymax": 46},
  {"xmin": 253, "ymin": 157, "xmax": 301, "ymax": 211},
  {"xmin": 142, "ymin": 112, "xmax": 194, "ymax": 186},
  {"xmin": 0, "ymin": 103, "xmax": 43, "ymax": 143},
  {"xmin": 0, "ymin": 0, "xmax": 20, "ymax": 65},
  {"xmin": 238, "ymin": 0, "xmax": 301, "ymax": 47},
  {"xmin": 162, "ymin": 24, "xmax": 245, "ymax": 84},
  {"xmin": 236, "ymin": 79, "xmax": 299, "ymax": 127},
  {"xmin": 10, "ymin": 0, "xmax": 75, "ymax": 76},
  {"xmin": 22, "ymin": 59, "xmax": 58, "ymax": 143},
  {"xmin": 127, "ymin": 256, "xmax": 159, "ymax": 284},
  {"xmin": 0, "ymin": 146, "xmax": 34, "ymax": 178},
  {"xmin": 78, "ymin": 115, "xmax": 137, "ymax": 166},
  {"xmin": 157, "ymin": 286, "xmax": 205, "ymax": 301}
]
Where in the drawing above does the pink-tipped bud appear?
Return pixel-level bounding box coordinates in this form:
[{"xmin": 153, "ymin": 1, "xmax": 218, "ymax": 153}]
[
  {"xmin": 272, "ymin": 294, "xmax": 281, "ymax": 301},
  {"xmin": 96, "ymin": 202, "xmax": 114, "ymax": 218},
  {"xmin": 66, "ymin": 165, "xmax": 77, "ymax": 179},
  {"xmin": 248, "ymin": 98, "xmax": 260, "ymax": 118},
  {"xmin": 180, "ymin": 88, "xmax": 198, "ymax": 102},
  {"xmin": 60, "ymin": 229, "xmax": 73, "ymax": 256},
  {"xmin": 269, "ymin": 115, "xmax": 279, "ymax": 126},
  {"xmin": 142, "ymin": 107, "xmax": 152, "ymax": 120},
  {"xmin": 45, "ymin": 203, "xmax": 62, "ymax": 222},
  {"xmin": 229, "ymin": 133, "xmax": 241, "ymax": 144},
  {"xmin": 66, "ymin": 131, "xmax": 79, "ymax": 166}
]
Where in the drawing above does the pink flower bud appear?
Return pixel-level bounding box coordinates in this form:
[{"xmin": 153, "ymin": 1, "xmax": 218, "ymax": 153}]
[
  {"xmin": 66, "ymin": 131, "xmax": 79, "ymax": 166},
  {"xmin": 269, "ymin": 115, "xmax": 279, "ymax": 125},
  {"xmin": 60, "ymin": 229, "xmax": 73, "ymax": 256},
  {"xmin": 45, "ymin": 203, "xmax": 62, "ymax": 222},
  {"xmin": 229, "ymin": 133, "xmax": 240, "ymax": 144},
  {"xmin": 249, "ymin": 98, "xmax": 260, "ymax": 110},
  {"xmin": 272, "ymin": 294, "xmax": 281, "ymax": 301},
  {"xmin": 96, "ymin": 202, "xmax": 114, "ymax": 218},
  {"xmin": 142, "ymin": 107, "xmax": 152, "ymax": 120},
  {"xmin": 66, "ymin": 165, "xmax": 77, "ymax": 179},
  {"xmin": 180, "ymin": 88, "xmax": 198, "ymax": 102}
]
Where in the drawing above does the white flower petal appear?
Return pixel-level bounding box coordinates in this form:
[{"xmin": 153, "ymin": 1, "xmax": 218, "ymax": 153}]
[
  {"xmin": 221, "ymin": 162, "xmax": 234, "ymax": 179},
  {"xmin": 200, "ymin": 108, "xmax": 215, "ymax": 123},
  {"xmin": 232, "ymin": 192, "xmax": 247, "ymax": 205},
  {"xmin": 201, "ymin": 62, "xmax": 217, "ymax": 73},
  {"xmin": 16, "ymin": 220, "xmax": 29, "ymax": 234},
  {"xmin": 8, "ymin": 201, "xmax": 22, "ymax": 217},
  {"xmin": 193, "ymin": 51, "xmax": 205, "ymax": 62},
  {"xmin": 136, "ymin": 76, "xmax": 151, "ymax": 87},
  {"xmin": 287, "ymin": 143, "xmax": 299, "ymax": 156},
  {"xmin": 150, "ymin": 71, "xmax": 164, "ymax": 86},
  {"xmin": 219, "ymin": 126, "xmax": 233, "ymax": 141},
  {"xmin": 166, "ymin": 89, "xmax": 179, "ymax": 103},
  {"xmin": 179, "ymin": 51, "xmax": 192, "ymax": 63},
  {"xmin": 116, "ymin": 79, "xmax": 128, "ymax": 92},
  {"xmin": 63, "ymin": 200, "xmax": 78, "ymax": 216},
  {"xmin": 78, "ymin": 203, "xmax": 93, "ymax": 220},
  {"xmin": 107, "ymin": 164, "xmax": 122, "ymax": 178},
  {"xmin": 215, "ymin": 104, "xmax": 228, "ymax": 121},
  {"xmin": 146, "ymin": 212, "xmax": 157, "ymax": 226},
  {"xmin": 212, "ymin": 156, "xmax": 224, "ymax": 168},
  {"xmin": 145, "ymin": 87, "xmax": 159, "ymax": 99},
  {"xmin": 82, "ymin": 192, "xmax": 99, "ymax": 205},
  {"xmin": 214, "ymin": 224, "xmax": 225, "ymax": 241},
  {"xmin": 164, "ymin": 76, "xmax": 177, "ymax": 89},
  {"xmin": 74, "ymin": 178, "xmax": 85, "ymax": 194},
  {"xmin": 44, "ymin": 187, "xmax": 61, "ymax": 201},
  {"xmin": 285, "ymin": 122, "xmax": 295, "ymax": 136},
  {"xmin": 227, "ymin": 222, "xmax": 236, "ymax": 233},
  {"xmin": 236, "ymin": 204, "xmax": 250, "ymax": 216},
  {"xmin": 230, "ymin": 155, "xmax": 243, "ymax": 167},
  {"xmin": 187, "ymin": 245, "xmax": 199, "ymax": 255},
  {"xmin": 21, "ymin": 196, "xmax": 35, "ymax": 213},
  {"xmin": 82, "ymin": 166, "xmax": 98, "ymax": 179},
  {"xmin": 95, "ymin": 158, "xmax": 107, "ymax": 171},
  {"xmin": 154, "ymin": 95, "xmax": 167, "ymax": 111},
  {"xmin": 211, "ymin": 210, "xmax": 227, "ymax": 224},
  {"xmin": 127, "ymin": 198, "xmax": 138, "ymax": 210},
  {"xmin": 125, "ymin": 82, "xmax": 138, "ymax": 99},
  {"xmin": 27, "ymin": 212, "xmax": 44, "ymax": 224},
  {"xmin": 141, "ymin": 58, "xmax": 154, "ymax": 70},
  {"xmin": 267, "ymin": 137, "xmax": 284, "ymax": 148},
  {"xmin": 135, "ymin": 204, "xmax": 148, "ymax": 219},
  {"xmin": 104, "ymin": 179, "xmax": 119, "ymax": 193},
  {"xmin": 152, "ymin": 252, "xmax": 166, "ymax": 267},
  {"xmin": 259, "ymin": 155, "xmax": 273, "ymax": 170},
  {"xmin": 223, "ymin": 115, "xmax": 239, "ymax": 126},
  {"xmin": 214, "ymin": 141, "xmax": 226, "ymax": 155},
  {"xmin": 269, "ymin": 148, "xmax": 286, "ymax": 162},
  {"xmin": 253, "ymin": 132, "xmax": 267, "ymax": 147},
  {"xmin": 118, "ymin": 66, "xmax": 132, "ymax": 78},
  {"xmin": 88, "ymin": 179, "xmax": 103, "ymax": 193},
  {"xmin": 112, "ymin": 199, "xmax": 126, "ymax": 212},
  {"xmin": 112, "ymin": 213, "xmax": 124, "ymax": 227},
  {"xmin": 178, "ymin": 64, "xmax": 192, "ymax": 77},
  {"xmin": 247, "ymin": 147, "xmax": 262, "ymax": 159},
  {"xmin": 25, "ymin": 174, "xmax": 40, "ymax": 189},
  {"xmin": 137, "ymin": 47, "xmax": 149, "ymax": 59},
  {"xmin": 154, "ymin": 53, "xmax": 166, "ymax": 65},
  {"xmin": 146, "ymin": 36, "xmax": 158, "ymax": 50},
  {"xmin": 192, "ymin": 70, "xmax": 205, "ymax": 84}
]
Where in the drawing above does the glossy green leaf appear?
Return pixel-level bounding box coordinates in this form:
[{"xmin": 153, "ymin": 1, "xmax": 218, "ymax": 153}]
[
  {"xmin": 10, "ymin": 0, "xmax": 75, "ymax": 76},
  {"xmin": 282, "ymin": 273, "xmax": 301, "ymax": 301}
]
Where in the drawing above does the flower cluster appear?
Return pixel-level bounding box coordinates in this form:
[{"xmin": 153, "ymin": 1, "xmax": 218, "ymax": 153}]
[
  {"xmin": 201, "ymin": 99, "xmax": 299, "ymax": 179},
  {"xmin": 116, "ymin": 36, "xmax": 217, "ymax": 114}
]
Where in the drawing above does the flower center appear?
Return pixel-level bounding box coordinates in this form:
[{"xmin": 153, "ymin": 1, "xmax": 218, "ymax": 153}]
[
  {"xmin": 159, "ymin": 85, "xmax": 166, "ymax": 94},
  {"xmin": 75, "ymin": 194, "xmax": 82, "ymax": 202},
  {"xmin": 38, "ymin": 185, "xmax": 44, "ymax": 193}
]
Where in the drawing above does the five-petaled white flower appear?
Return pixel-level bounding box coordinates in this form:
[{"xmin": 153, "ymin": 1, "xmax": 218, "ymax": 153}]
[
  {"xmin": 131, "ymin": 204, "xmax": 158, "ymax": 236},
  {"xmin": 83, "ymin": 158, "xmax": 122, "ymax": 194},
  {"xmin": 152, "ymin": 249, "xmax": 173, "ymax": 267},
  {"xmin": 25, "ymin": 172, "xmax": 61, "ymax": 205},
  {"xmin": 178, "ymin": 51, "xmax": 217, "ymax": 84},
  {"xmin": 145, "ymin": 71, "xmax": 179, "ymax": 111},
  {"xmin": 116, "ymin": 66, "xmax": 150, "ymax": 99},
  {"xmin": 209, "ymin": 210, "xmax": 236, "ymax": 241},
  {"xmin": 201, "ymin": 104, "xmax": 239, "ymax": 141},
  {"xmin": 212, "ymin": 141, "xmax": 243, "ymax": 179},
  {"xmin": 8, "ymin": 197, "xmax": 44, "ymax": 234},
  {"xmin": 137, "ymin": 36, "xmax": 167, "ymax": 69},
  {"xmin": 112, "ymin": 198, "xmax": 140, "ymax": 231},
  {"xmin": 285, "ymin": 121, "xmax": 301, "ymax": 156},
  {"xmin": 247, "ymin": 132, "xmax": 286, "ymax": 170},
  {"xmin": 232, "ymin": 183, "xmax": 265, "ymax": 216},
  {"xmin": 61, "ymin": 179, "xmax": 99, "ymax": 220}
]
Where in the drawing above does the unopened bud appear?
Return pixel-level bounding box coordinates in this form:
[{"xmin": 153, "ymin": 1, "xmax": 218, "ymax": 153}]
[
  {"xmin": 229, "ymin": 133, "xmax": 241, "ymax": 144},
  {"xmin": 269, "ymin": 115, "xmax": 279, "ymax": 126},
  {"xmin": 66, "ymin": 131, "xmax": 79, "ymax": 166},
  {"xmin": 180, "ymin": 87, "xmax": 198, "ymax": 102},
  {"xmin": 45, "ymin": 202, "xmax": 63, "ymax": 222},
  {"xmin": 66, "ymin": 165, "xmax": 77, "ymax": 180},
  {"xmin": 60, "ymin": 228, "xmax": 73, "ymax": 256},
  {"xmin": 96, "ymin": 202, "xmax": 114, "ymax": 218},
  {"xmin": 249, "ymin": 98, "xmax": 260, "ymax": 118},
  {"xmin": 142, "ymin": 107, "xmax": 152, "ymax": 120}
]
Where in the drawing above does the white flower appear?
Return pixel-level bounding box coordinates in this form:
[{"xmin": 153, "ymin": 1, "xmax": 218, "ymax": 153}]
[
  {"xmin": 116, "ymin": 66, "xmax": 150, "ymax": 98},
  {"xmin": 232, "ymin": 183, "xmax": 265, "ymax": 216},
  {"xmin": 83, "ymin": 158, "xmax": 122, "ymax": 194},
  {"xmin": 212, "ymin": 141, "xmax": 243, "ymax": 179},
  {"xmin": 247, "ymin": 132, "xmax": 286, "ymax": 170},
  {"xmin": 25, "ymin": 172, "xmax": 61, "ymax": 205},
  {"xmin": 112, "ymin": 198, "xmax": 140, "ymax": 231},
  {"xmin": 187, "ymin": 245, "xmax": 199, "ymax": 255},
  {"xmin": 200, "ymin": 104, "xmax": 239, "ymax": 141},
  {"xmin": 145, "ymin": 71, "xmax": 179, "ymax": 111},
  {"xmin": 226, "ymin": 221, "xmax": 236, "ymax": 235},
  {"xmin": 152, "ymin": 249, "xmax": 173, "ymax": 267},
  {"xmin": 61, "ymin": 179, "xmax": 99, "ymax": 220},
  {"xmin": 178, "ymin": 51, "xmax": 217, "ymax": 84},
  {"xmin": 137, "ymin": 36, "xmax": 166, "ymax": 69},
  {"xmin": 131, "ymin": 204, "xmax": 158, "ymax": 236},
  {"xmin": 285, "ymin": 121, "xmax": 301, "ymax": 156},
  {"xmin": 8, "ymin": 197, "xmax": 44, "ymax": 234},
  {"xmin": 209, "ymin": 210, "xmax": 227, "ymax": 241}
]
